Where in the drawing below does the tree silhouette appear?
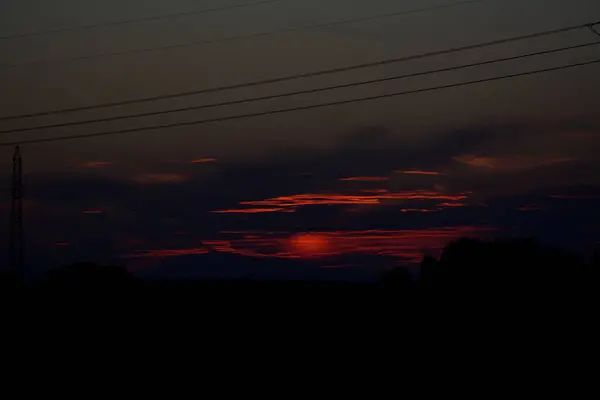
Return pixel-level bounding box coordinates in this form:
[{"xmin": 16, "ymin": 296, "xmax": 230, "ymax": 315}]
[{"xmin": 41, "ymin": 262, "xmax": 136, "ymax": 292}]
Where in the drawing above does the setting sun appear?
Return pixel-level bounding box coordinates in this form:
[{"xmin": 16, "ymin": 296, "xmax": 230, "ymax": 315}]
[{"xmin": 289, "ymin": 233, "xmax": 332, "ymax": 258}]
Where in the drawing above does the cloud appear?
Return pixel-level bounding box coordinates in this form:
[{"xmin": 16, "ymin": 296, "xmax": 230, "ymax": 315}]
[
  {"xmin": 191, "ymin": 158, "xmax": 217, "ymax": 164},
  {"xmin": 395, "ymin": 170, "xmax": 441, "ymax": 176},
  {"xmin": 213, "ymin": 208, "xmax": 296, "ymax": 214},
  {"xmin": 437, "ymin": 202, "xmax": 466, "ymax": 208},
  {"xmin": 340, "ymin": 177, "xmax": 390, "ymax": 182},
  {"xmin": 19, "ymin": 122, "xmax": 600, "ymax": 274},
  {"xmin": 453, "ymin": 155, "xmax": 572, "ymax": 172},
  {"xmin": 234, "ymin": 191, "xmax": 469, "ymax": 210},
  {"xmin": 125, "ymin": 227, "xmax": 497, "ymax": 265}
]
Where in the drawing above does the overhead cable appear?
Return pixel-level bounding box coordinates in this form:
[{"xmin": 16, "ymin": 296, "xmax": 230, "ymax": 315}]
[
  {"xmin": 1, "ymin": 18, "xmax": 596, "ymax": 122},
  {"xmin": 1, "ymin": 58, "xmax": 597, "ymax": 147},
  {"xmin": 1, "ymin": 41, "xmax": 597, "ymax": 135}
]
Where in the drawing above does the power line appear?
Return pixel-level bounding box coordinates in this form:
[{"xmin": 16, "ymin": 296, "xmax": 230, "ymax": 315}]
[
  {"xmin": 589, "ymin": 23, "xmax": 600, "ymax": 38},
  {"xmin": 1, "ymin": 19, "xmax": 597, "ymax": 123},
  {"xmin": 0, "ymin": 0, "xmax": 290, "ymax": 40},
  {"xmin": 2, "ymin": 41, "xmax": 597, "ymax": 136},
  {"xmin": 1, "ymin": 0, "xmax": 486, "ymax": 69},
  {"xmin": 1, "ymin": 58, "xmax": 597, "ymax": 147}
]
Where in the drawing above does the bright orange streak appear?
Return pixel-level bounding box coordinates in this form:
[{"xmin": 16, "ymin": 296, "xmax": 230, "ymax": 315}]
[
  {"xmin": 238, "ymin": 191, "xmax": 468, "ymax": 209},
  {"xmin": 395, "ymin": 170, "xmax": 441, "ymax": 175},
  {"xmin": 191, "ymin": 158, "xmax": 217, "ymax": 164},
  {"xmin": 340, "ymin": 177, "xmax": 390, "ymax": 182},
  {"xmin": 80, "ymin": 161, "xmax": 112, "ymax": 168}
]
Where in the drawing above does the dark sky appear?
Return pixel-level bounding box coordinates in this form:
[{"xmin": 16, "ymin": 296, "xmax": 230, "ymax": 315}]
[{"xmin": 0, "ymin": 0, "xmax": 599, "ymax": 279}]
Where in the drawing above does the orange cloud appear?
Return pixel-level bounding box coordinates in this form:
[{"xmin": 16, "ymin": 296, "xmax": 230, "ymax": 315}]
[
  {"xmin": 401, "ymin": 208, "xmax": 438, "ymax": 213},
  {"xmin": 80, "ymin": 161, "xmax": 112, "ymax": 168},
  {"xmin": 236, "ymin": 191, "xmax": 468, "ymax": 210},
  {"xmin": 453, "ymin": 155, "xmax": 571, "ymax": 171},
  {"xmin": 395, "ymin": 170, "xmax": 441, "ymax": 176},
  {"xmin": 133, "ymin": 173, "xmax": 188, "ymax": 184},
  {"xmin": 191, "ymin": 158, "xmax": 217, "ymax": 164},
  {"xmin": 340, "ymin": 177, "xmax": 389, "ymax": 182},
  {"xmin": 125, "ymin": 227, "xmax": 496, "ymax": 265}
]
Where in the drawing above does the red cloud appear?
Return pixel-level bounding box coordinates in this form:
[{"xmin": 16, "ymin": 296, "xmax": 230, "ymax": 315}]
[
  {"xmin": 191, "ymin": 158, "xmax": 217, "ymax": 164},
  {"xmin": 133, "ymin": 174, "xmax": 188, "ymax": 184},
  {"xmin": 235, "ymin": 191, "xmax": 468, "ymax": 210},
  {"xmin": 125, "ymin": 227, "xmax": 496, "ymax": 265},
  {"xmin": 437, "ymin": 203, "xmax": 466, "ymax": 208},
  {"xmin": 80, "ymin": 161, "xmax": 112, "ymax": 168}
]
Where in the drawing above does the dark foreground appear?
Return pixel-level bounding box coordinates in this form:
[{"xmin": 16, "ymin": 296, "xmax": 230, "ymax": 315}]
[{"xmin": 2, "ymin": 238, "xmax": 599, "ymax": 337}]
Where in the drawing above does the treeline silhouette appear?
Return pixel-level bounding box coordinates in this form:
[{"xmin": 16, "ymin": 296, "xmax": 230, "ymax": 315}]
[
  {"xmin": 3, "ymin": 237, "xmax": 598, "ymax": 340},
  {"xmin": 3, "ymin": 238, "xmax": 598, "ymax": 301},
  {"xmin": 0, "ymin": 238, "xmax": 600, "ymax": 296}
]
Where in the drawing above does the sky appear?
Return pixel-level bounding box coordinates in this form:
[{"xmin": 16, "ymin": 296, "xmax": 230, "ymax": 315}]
[{"xmin": 0, "ymin": 0, "xmax": 599, "ymax": 280}]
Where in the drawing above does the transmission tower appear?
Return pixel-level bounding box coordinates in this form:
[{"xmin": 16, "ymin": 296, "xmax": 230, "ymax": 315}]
[{"xmin": 9, "ymin": 146, "xmax": 23, "ymax": 277}]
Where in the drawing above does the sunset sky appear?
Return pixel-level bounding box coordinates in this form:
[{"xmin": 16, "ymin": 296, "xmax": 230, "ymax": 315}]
[{"xmin": 0, "ymin": 0, "xmax": 599, "ymax": 279}]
